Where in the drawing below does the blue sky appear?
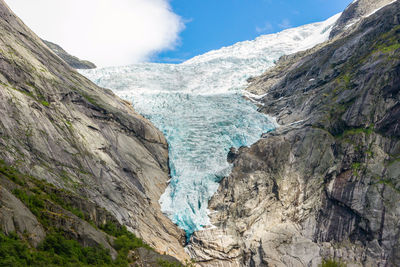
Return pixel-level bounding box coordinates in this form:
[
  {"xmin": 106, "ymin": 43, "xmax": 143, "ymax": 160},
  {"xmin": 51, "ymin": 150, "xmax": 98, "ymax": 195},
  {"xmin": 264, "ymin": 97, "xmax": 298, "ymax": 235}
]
[
  {"xmin": 6, "ymin": 0, "xmax": 353, "ymax": 66},
  {"xmin": 154, "ymin": 0, "xmax": 353, "ymax": 63}
]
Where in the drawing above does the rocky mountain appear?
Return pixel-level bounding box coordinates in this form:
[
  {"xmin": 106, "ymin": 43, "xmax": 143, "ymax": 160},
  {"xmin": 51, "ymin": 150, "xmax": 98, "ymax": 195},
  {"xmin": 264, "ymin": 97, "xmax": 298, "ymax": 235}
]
[
  {"xmin": 1, "ymin": 0, "xmax": 399, "ymax": 265},
  {"xmin": 187, "ymin": 1, "xmax": 400, "ymax": 266},
  {"xmin": 0, "ymin": 0, "xmax": 188, "ymax": 264},
  {"xmin": 330, "ymin": 0, "xmax": 396, "ymax": 38},
  {"xmin": 80, "ymin": 13, "xmax": 339, "ymax": 239},
  {"xmin": 42, "ymin": 39, "xmax": 96, "ymax": 69}
]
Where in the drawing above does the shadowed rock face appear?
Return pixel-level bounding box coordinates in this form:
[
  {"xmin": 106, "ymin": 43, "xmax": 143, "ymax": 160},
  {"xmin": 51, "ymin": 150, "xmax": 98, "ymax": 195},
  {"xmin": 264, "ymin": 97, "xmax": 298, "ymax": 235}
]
[
  {"xmin": 188, "ymin": 2, "xmax": 400, "ymax": 266},
  {"xmin": 0, "ymin": 0, "xmax": 187, "ymax": 261},
  {"xmin": 42, "ymin": 40, "xmax": 96, "ymax": 69}
]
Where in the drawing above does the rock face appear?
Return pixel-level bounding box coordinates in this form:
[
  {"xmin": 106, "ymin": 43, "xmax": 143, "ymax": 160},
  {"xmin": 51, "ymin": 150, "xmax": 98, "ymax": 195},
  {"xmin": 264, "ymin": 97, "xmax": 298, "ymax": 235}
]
[
  {"xmin": 0, "ymin": 0, "xmax": 187, "ymax": 261},
  {"xmin": 188, "ymin": 2, "xmax": 400, "ymax": 266},
  {"xmin": 330, "ymin": 0, "xmax": 396, "ymax": 38},
  {"xmin": 42, "ymin": 39, "xmax": 96, "ymax": 69},
  {"xmin": 0, "ymin": 185, "xmax": 46, "ymax": 247}
]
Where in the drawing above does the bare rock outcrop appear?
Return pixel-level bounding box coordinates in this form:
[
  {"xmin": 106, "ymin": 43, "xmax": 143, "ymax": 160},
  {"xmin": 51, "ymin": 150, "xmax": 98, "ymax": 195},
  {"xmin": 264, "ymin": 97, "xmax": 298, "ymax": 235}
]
[
  {"xmin": 42, "ymin": 39, "xmax": 96, "ymax": 69},
  {"xmin": 188, "ymin": 2, "xmax": 400, "ymax": 266},
  {"xmin": 330, "ymin": 0, "xmax": 396, "ymax": 38},
  {"xmin": 0, "ymin": 186, "xmax": 46, "ymax": 247}
]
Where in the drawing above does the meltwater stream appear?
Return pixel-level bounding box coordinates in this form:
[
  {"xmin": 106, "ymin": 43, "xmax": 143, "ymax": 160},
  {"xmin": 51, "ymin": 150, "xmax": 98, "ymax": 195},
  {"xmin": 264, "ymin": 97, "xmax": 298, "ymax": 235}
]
[{"xmin": 81, "ymin": 14, "xmax": 339, "ymax": 237}]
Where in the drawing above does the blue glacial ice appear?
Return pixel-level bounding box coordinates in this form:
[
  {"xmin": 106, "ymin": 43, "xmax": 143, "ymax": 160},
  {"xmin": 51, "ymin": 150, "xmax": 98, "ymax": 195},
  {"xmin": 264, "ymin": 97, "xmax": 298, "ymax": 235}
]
[{"xmin": 80, "ymin": 14, "xmax": 339, "ymax": 237}]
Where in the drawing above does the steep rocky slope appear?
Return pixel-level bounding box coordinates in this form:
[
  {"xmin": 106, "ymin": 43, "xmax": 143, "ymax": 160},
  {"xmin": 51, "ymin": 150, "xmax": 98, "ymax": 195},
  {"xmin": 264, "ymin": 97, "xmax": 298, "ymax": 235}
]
[
  {"xmin": 0, "ymin": 160, "xmax": 183, "ymax": 266},
  {"xmin": 0, "ymin": 0, "xmax": 187, "ymax": 262},
  {"xmin": 188, "ymin": 1, "xmax": 400, "ymax": 266},
  {"xmin": 42, "ymin": 39, "xmax": 96, "ymax": 69},
  {"xmin": 330, "ymin": 0, "xmax": 396, "ymax": 38}
]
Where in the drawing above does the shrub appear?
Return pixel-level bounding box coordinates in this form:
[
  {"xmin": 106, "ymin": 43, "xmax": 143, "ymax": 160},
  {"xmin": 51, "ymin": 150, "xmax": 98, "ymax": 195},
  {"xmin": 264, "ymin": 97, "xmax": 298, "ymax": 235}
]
[
  {"xmin": 12, "ymin": 188, "xmax": 44, "ymax": 217},
  {"xmin": 100, "ymin": 222, "xmax": 152, "ymax": 251},
  {"xmin": 320, "ymin": 259, "xmax": 346, "ymax": 267},
  {"xmin": 0, "ymin": 231, "xmax": 114, "ymax": 266}
]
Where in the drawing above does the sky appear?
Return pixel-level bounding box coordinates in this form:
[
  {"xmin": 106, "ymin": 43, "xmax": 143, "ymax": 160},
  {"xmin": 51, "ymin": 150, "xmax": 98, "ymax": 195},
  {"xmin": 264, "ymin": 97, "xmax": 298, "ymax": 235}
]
[
  {"xmin": 5, "ymin": 0, "xmax": 353, "ymax": 67},
  {"xmin": 156, "ymin": 0, "xmax": 353, "ymax": 63}
]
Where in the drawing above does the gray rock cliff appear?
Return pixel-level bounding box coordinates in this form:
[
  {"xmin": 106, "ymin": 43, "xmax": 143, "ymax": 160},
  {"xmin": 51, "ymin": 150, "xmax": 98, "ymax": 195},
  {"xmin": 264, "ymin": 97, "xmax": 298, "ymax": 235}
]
[
  {"xmin": 42, "ymin": 39, "xmax": 96, "ymax": 69},
  {"xmin": 0, "ymin": 0, "xmax": 187, "ymax": 262},
  {"xmin": 188, "ymin": 1, "xmax": 400, "ymax": 266},
  {"xmin": 330, "ymin": 0, "xmax": 396, "ymax": 38},
  {"xmin": 0, "ymin": 185, "xmax": 46, "ymax": 247}
]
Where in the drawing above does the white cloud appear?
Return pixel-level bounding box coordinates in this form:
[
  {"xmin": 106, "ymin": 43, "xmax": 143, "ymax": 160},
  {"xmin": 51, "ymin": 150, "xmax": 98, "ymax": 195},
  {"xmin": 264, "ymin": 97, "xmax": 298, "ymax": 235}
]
[
  {"xmin": 256, "ymin": 22, "xmax": 273, "ymax": 33},
  {"xmin": 5, "ymin": 0, "xmax": 185, "ymax": 67},
  {"xmin": 278, "ymin": 18, "xmax": 291, "ymax": 29}
]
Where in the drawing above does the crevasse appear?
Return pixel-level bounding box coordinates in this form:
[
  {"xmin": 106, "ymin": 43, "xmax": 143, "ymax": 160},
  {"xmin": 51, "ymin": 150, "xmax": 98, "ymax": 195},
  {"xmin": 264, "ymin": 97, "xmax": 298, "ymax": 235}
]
[{"xmin": 80, "ymin": 13, "xmax": 339, "ymax": 238}]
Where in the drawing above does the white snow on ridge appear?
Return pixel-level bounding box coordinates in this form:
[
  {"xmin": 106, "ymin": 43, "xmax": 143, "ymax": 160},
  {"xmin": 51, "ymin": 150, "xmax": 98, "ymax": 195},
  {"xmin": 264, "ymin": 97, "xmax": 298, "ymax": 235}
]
[
  {"xmin": 343, "ymin": 0, "xmax": 397, "ymax": 31},
  {"xmin": 366, "ymin": 0, "xmax": 396, "ymax": 17},
  {"xmin": 83, "ymin": 13, "xmax": 340, "ymax": 96},
  {"xmin": 185, "ymin": 13, "xmax": 340, "ymax": 65},
  {"xmin": 80, "ymin": 13, "xmax": 340, "ymax": 237}
]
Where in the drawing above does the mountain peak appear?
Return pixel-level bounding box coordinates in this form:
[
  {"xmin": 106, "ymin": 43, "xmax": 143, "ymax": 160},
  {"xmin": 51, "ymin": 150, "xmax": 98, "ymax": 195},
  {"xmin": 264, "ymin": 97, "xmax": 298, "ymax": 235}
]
[
  {"xmin": 42, "ymin": 39, "xmax": 96, "ymax": 69},
  {"xmin": 330, "ymin": 0, "xmax": 396, "ymax": 38}
]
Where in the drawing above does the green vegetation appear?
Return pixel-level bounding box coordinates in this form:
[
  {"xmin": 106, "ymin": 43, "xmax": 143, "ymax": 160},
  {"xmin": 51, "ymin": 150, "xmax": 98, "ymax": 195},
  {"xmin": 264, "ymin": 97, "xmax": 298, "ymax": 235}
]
[
  {"xmin": 0, "ymin": 231, "xmax": 113, "ymax": 267},
  {"xmin": 371, "ymin": 25, "xmax": 400, "ymax": 55},
  {"xmin": 324, "ymin": 24, "xmax": 400, "ymax": 134},
  {"xmin": 81, "ymin": 92, "xmax": 101, "ymax": 107},
  {"xmin": 320, "ymin": 259, "xmax": 346, "ymax": 267},
  {"xmin": 158, "ymin": 259, "xmax": 183, "ymax": 267},
  {"xmin": 365, "ymin": 149, "xmax": 373, "ymax": 157},
  {"xmin": 25, "ymin": 82, "xmax": 50, "ymax": 107},
  {"xmin": 12, "ymin": 188, "xmax": 45, "ymax": 216},
  {"xmin": 377, "ymin": 43, "xmax": 400, "ymax": 53},
  {"xmin": 38, "ymin": 232, "xmax": 113, "ymax": 266},
  {"xmin": 102, "ymin": 222, "xmax": 151, "ymax": 252},
  {"xmin": 0, "ymin": 160, "xmax": 93, "ymax": 226},
  {"xmin": 83, "ymin": 93, "xmax": 97, "ymax": 105},
  {"xmin": 0, "ymin": 161, "xmax": 89, "ymax": 228},
  {"xmin": 343, "ymin": 127, "xmax": 374, "ymax": 136},
  {"xmin": 351, "ymin": 162, "xmax": 362, "ymax": 176},
  {"xmin": 0, "ymin": 160, "xmax": 26, "ymax": 186},
  {"xmin": 41, "ymin": 100, "xmax": 50, "ymax": 107},
  {"xmin": 341, "ymin": 73, "xmax": 351, "ymax": 87},
  {"xmin": 100, "ymin": 221, "xmax": 193, "ymax": 266},
  {"xmin": 99, "ymin": 222, "xmax": 194, "ymax": 266},
  {"xmin": 12, "ymin": 87, "xmax": 36, "ymax": 100},
  {"xmin": 351, "ymin": 162, "xmax": 361, "ymax": 170},
  {"xmin": 375, "ymin": 177, "xmax": 400, "ymax": 194},
  {"xmin": 317, "ymin": 22, "xmax": 400, "ymax": 140},
  {"xmin": 157, "ymin": 259, "xmax": 196, "ymax": 267},
  {"xmin": 4, "ymin": 81, "xmax": 51, "ymax": 107},
  {"xmin": 100, "ymin": 222, "xmax": 152, "ymax": 265},
  {"xmin": 334, "ymin": 72, "xmax": 353, "ymax": 93},
  {"xmin": 324, "ymin": 99, "xmax": 356, "ymax": 128},
  {"xmin": 327, "ymin": 103, "xmax": 347, "ymax": 118},
  {"xmin": 389, "ymin": 158, "xmax": 400, "ymax": 166},
  {"xmin": 334, "ymin": 125, "xmax": 374, "ymax": 139},
  {"xmin": 64, "ymin": 120, "xmax": 73, "ymax": 131},
  {"xmin": 332, "ymin": 125, "xmax": 375, "ymax": 154},
  {"xmin": 0, "ymin": 159, "xmax": 177, "ymax": 266}
]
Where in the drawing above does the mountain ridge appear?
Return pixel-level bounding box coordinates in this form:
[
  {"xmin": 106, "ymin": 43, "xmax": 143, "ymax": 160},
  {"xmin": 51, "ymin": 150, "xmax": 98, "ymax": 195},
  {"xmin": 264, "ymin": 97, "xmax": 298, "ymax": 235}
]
[
  {"xmin": 0, "ymin": 0, "xmax": 188, "ymax": 263},
  {"xmin": 42, "ymin": 39, "xmax": 96, "ymax": 69},
  {"xmin": 187, "ymin": 1, "xmax": 400, "ymax": 266},
  {"xmin": 330, "ymin": 0, "xmax": 396, "ymax": 38}
]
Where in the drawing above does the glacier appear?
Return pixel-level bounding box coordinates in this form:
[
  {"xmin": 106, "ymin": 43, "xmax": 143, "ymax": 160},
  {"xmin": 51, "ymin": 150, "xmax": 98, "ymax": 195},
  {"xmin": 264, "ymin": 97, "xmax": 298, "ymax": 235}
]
[{"xmin": 80, "ymin": 13, "xmax": 340, "ymax": 238}]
